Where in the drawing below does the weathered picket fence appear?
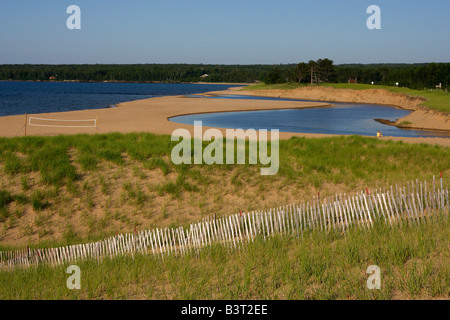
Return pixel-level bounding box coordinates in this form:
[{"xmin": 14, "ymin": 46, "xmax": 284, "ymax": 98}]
[{"xmin": 1, "ymin": 177, "xmax": 448, "ymax": 271}]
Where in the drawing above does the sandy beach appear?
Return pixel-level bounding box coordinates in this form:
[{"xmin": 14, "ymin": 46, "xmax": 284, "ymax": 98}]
[
  {"xmin": 0, "ymin": 86, "xmax": 449, "ymax": 147},
  {"xmin": 0, "ymin": 94, "xmax": 329, "ymax": 137}
]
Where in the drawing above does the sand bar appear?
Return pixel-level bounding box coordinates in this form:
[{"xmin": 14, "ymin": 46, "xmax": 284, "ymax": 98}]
[
  {"xmin": 0, "ymin": 87, "xmax": 449, "ymax": 147},
  {"xmin": 0, "ymin": 94, "xmax": 328, "ymax": 137}
]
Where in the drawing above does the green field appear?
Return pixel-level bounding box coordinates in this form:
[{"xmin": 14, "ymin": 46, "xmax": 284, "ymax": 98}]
[{"xmin": 243, "ymin": 83, "xmax": 450, "ymax": 113}]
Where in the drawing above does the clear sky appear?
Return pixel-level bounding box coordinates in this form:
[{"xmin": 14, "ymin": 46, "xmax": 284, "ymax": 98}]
[{"xmin": 0, "ymin": 0, "xmax": 449, "ymax": 65}]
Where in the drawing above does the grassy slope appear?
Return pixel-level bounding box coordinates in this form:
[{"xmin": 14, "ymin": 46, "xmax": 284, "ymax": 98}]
[
  {"xmin": 244, "ymin": 83, "xmax": 450, "ymax": 113},
  {"xmin": 1, "ymin": 216, "xmax": 449, "ymax": 299},
  {"xmin": 0, "ymin": 133, "xmax": 448, "ymax": 248},
  {"xmin": 0, "ymin": 133, "xmax": 449, "ymax": 300}
]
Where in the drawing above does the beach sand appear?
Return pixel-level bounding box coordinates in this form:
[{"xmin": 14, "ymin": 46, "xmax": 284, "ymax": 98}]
[
  {"xmin": 0, "ymin": 87, "xmax": 449, "ymax": 147},
  {"xmin": 0, "ymin": 95, "xmax": 329, "ymax": 137}
]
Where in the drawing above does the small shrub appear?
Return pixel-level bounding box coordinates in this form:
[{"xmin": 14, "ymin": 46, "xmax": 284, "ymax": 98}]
[
  {"xmin": 78, "ymin": 154, "xmax": 98, "ymax": 171},
  {"xmin": 32, "ymin": 190, "xmax": 48, "ymax": 211},
  {"xmin": 0, "ymin": 190, "xmax": 13, "ymax": 208}
]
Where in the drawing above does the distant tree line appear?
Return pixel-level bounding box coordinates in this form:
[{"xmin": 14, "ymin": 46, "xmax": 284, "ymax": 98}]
[
  {"xmin": 0, "ymin": 64, "xmax": 292, "ymax": 84},
  {"xmin": 264, "ymin": 60, "xmax": 449, "ymax": 89},
  {"xmin": 334, "ymin": 63, "xmax": 450, "ymax": 89},
  {"xmin": 0, "ymin": 62, "xmax": 448, "ymax": 89}
]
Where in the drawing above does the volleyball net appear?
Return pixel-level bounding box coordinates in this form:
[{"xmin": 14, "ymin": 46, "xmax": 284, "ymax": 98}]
[{"xmin": 28, "ymin": 116, "xmax": 98, "ymax": 128}]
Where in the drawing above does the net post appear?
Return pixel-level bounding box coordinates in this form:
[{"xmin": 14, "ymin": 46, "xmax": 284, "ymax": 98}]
[{"xmin": 24, "ymin": 113, "xmax": 27, "ymax": 136}]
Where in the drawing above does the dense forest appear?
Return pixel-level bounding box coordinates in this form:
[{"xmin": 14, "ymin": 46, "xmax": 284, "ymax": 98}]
[
  {"xmin": 0, "ymin": 62, "xmax": 448, "ymax": 90},
  {"xmin": 264, "ymin": 60, "xmax": 449, "ymax": 89},
  {"xmin": 0, "ymin": 64, "xmax": 288, "ymax": 84}
]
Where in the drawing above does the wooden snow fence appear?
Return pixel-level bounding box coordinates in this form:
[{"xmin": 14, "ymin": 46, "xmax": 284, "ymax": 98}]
[{"xmin": 1, "ymin": 178, "xmax": 448, "ymax": 271}]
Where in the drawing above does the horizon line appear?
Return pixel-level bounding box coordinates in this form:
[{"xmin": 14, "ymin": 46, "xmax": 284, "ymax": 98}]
[{"xmin": 1, "ymin": 61, "xmax": 450, "ymax": 66}]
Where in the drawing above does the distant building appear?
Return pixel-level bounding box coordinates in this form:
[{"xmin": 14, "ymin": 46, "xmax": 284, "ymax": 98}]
[
  {"xmin": 49, "ymin": 76, "xmax": 57, "ymax": 80},
  {"xmin": 348, "ymin": 78, "xmax": 357, "ymax": 84},
  {"xmin": 200, "ymin": 74, "xmax": 209, "ymax": 78}
]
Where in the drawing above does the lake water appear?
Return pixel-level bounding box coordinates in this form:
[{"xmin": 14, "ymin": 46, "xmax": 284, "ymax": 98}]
[
  {"xmin": 1, "ymin": 82, "xmax": 448, "ymax": 138},
  {"xmin": 0, "ymin": 81, "xmax": 241, "ymax": 117},
  {"xmin": 171, "ymin": 95, "xmax": 450, "ymax": 138}
]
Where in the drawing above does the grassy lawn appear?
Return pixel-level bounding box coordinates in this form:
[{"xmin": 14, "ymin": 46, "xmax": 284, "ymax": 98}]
[
  {"xmin": 1, "ymin": 216, "xmax": 449, "ymax": 299},
  {"xmin": 243, "ymin": 83, "xmax": 450, "ymax": 113}
]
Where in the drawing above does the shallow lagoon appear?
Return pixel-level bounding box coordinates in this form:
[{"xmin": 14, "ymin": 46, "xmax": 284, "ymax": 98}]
[{"xmin": 171, "ymin": 95, "xmax": 450, "ymax": 138}]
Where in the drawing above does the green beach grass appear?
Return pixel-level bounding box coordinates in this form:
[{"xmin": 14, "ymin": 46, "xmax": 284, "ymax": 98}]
[
  {"xmin": 0, "ymin": 133, "xmax": 449, "ymax": 249},
  {"xmin": 243, "ymin": 83, "xmax": 450, "ymax": 113},
  {"xmin": 1, "ymin": 215, "xmax": 449, "ymax": 299},
  {"xmin": 0, "ymin": 133, "xmax": 449, "ymax": 300}
]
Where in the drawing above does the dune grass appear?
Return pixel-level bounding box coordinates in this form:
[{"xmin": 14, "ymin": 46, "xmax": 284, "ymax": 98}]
[
  {"xmin": 1, "ymin": 133, "xmax": 448, "ymax": 189},
  {"xmin": 243, "ymin": 83, "xmax": 450, "ymax": 113},
  {"xmin": 1, "ymin": 215, "xmax": 449, "ymax": 300},
  {"xmin": 0, "ymin": 132, "xmax": 449, "ymax": 300},
  {"xmin": 0, "ymin": 133, "xmax": 448, "ymax": 248}
]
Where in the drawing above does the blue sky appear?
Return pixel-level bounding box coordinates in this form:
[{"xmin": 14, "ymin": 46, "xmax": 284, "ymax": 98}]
[{"xmin": 0, "ymin": 0, "xmax": 449, "ymax": 64}]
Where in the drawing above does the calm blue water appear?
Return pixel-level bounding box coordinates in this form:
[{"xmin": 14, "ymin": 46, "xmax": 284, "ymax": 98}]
[
  {"xmin": 0, "ymin": 81, "xmax": 241, "ymax": 117},
  {"xmin": 1, "ymin": 82, "xmax": 448, "ymax": 138},
  {"xmin": 171, "ymin": 95, "xmax": 450, "ymax": 138}
]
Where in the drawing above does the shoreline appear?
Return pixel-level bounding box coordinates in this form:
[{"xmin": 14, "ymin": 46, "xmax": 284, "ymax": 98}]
[
  {"xmin": 227, "ymin": 86, "xmax": 449, "ymax": 132},
  {"xmin": 0, "ymin": 92, "xmax": 330, "ymax": 138},
  {"xmin": 2, "ymin": 80, "xmax": 448, "ymax": 131},
  {"xmin": 0, "ymin": 86, "xmax": 448, "ymax": 147}
]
